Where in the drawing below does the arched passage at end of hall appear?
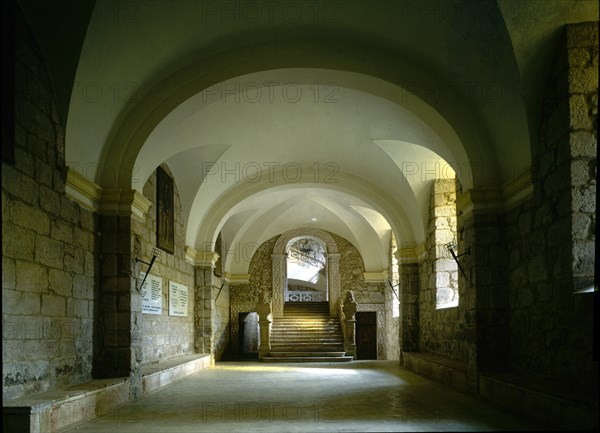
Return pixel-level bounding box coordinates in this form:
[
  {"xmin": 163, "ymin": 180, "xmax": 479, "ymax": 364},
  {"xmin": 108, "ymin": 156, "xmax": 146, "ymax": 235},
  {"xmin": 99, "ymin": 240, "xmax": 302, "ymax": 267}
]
[{"xmin": 272, "ymin": 228, "xmax": 340, "ymax": 318}]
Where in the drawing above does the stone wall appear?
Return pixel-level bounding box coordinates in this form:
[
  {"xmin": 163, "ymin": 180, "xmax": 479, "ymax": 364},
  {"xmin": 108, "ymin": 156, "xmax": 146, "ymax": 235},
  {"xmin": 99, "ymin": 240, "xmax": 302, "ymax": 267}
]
[
  {"xmin": 132, "ymin": 166, "xmax": 195, "ymax": 364},
  {"xmin": 2, "ymin": 11, "xmax": 97, "ymax": 400},
  {"xmin": 333, "ymin": 233, "xmax": 387, "ymax": 358},
  {"xmin": 194, "ymin": 265, "xmax": 230, "ymax": 361},
  {"xmin": 505, "ymin": 22, "xmax": 597, "ymax": 386},
  {"xmin": 212, "ymin": 278, "xmax": 230, "ymax": 360},
  {"xmin": 229, "ymin": 236, "xmax": 277, "ymax": 358},
  {"xmin": 399, "ymin": 262, "xmax": 419, "ymax": 354},
  {"xmin": 418, "ymin": 179, "xmax": 469, "ymax": 362}
]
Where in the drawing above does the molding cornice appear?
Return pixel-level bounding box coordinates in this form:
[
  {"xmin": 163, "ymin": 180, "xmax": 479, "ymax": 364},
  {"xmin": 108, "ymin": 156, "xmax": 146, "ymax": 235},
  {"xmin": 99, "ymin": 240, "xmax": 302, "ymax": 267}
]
[
  {"xmin": 501, "ymin": 169, "xmax": 533, "ymax": 210},
  {"xmin": 363, "ymin": 270, "xmax": 389, "ymax": 283},
  {"xmin": 65, "ymin": 168, "xmax": 103, "ymax": 212},
  {"xmin": 224, "ymin": 273, "xmax": 251, "ymax": 284},
  {"xmin": 457, "ymin": 167, "xmax": 533, "ymax": 217},
  {"xmin": 65, "ymin": 168, "xmax": 152, "ymax": 222},
  {"xmin": 395, "ymin": 242, "xmax": 426, "ymax": 264},
  {"xmin": 99, "ymin": 189, "xmax": 152, "ymax": 222},
  {"xmin": 186, "ymin": 246, "xmax": 220, "ymax": 267}
]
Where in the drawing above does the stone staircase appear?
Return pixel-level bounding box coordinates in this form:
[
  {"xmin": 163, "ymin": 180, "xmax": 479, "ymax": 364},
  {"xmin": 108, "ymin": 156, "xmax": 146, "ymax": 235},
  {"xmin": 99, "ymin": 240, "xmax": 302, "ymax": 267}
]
[{"xmin": 263, "ymin": 302, "xmax": 353, "ymax": 362}]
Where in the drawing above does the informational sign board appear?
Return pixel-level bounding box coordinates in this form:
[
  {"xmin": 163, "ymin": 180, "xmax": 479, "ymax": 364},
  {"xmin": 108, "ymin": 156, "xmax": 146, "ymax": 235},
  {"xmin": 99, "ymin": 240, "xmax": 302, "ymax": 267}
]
[
  {"xmin": 140, "ymin": 272, "xmax": 162, "ymax": 315},
  {"xmin": 169, "ymin": 281, "xmax": 188, "ymax": 317}
]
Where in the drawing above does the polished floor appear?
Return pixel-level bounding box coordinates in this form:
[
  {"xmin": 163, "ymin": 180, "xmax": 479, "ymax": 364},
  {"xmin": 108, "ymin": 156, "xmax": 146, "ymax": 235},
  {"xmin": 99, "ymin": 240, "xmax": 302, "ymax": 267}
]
[{"xmin": 67, "ymin": 361, "xmax": 547, "ymax": 432}]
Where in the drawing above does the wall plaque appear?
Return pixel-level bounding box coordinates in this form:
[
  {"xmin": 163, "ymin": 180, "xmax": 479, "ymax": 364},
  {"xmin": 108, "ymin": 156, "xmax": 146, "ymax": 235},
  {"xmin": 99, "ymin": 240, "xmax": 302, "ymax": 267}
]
[
  {"xmin": 140, "ymin": 272, "xmax": 162, "ymax": 315},
  {"xmin": 169, "ymin": 281, "xmax": 188, "ymax": 317}
]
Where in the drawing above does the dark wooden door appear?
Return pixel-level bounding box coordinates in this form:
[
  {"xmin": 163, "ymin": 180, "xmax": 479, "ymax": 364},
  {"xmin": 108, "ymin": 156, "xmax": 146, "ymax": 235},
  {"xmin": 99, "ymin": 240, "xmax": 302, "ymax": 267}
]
[{"xmin": 356, "ymin": 312, "xmax": 377, "ymax": 359}]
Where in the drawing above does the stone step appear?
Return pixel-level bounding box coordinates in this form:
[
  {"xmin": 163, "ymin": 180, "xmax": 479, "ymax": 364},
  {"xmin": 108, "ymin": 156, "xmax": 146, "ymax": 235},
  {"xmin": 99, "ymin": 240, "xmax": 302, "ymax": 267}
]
[
  {"xmin": 270, "ymin": 345, "xmax": 345, "ymax": 351},
  {"xmin": 271, "ymin": 333, "xmax": 342, "ymax": 338},
  {"xmin": 267, "ymin": 303, "xmax": 348, "ymax": 363},
  {"xmin": 263, "ymin": 356, "xmax": 353, "ymax": 363},
  {"xmin": 271, "ymin": 341, "xmax": 343, "ymax": 345},
  {"xmin": 269, "ymin": 351, "xmax": 346, "ymax": 357},
  {"xmin": 271, "ymin": 334, "xmax": 342, "ymax": 338},
  {"xmin": 271, "ymin": 327, "xmax": 342, "ymax": 332},
  {"xmin": 273, "ymin": 319, "xmax": 339, "ymax": 323},
  {"xmin": 284, "ymin": 302, "xmax": 329, "ymax": 307},
  {"xmin": 281, "ymin": 314, "xmax": 332, "ymax": 318}
]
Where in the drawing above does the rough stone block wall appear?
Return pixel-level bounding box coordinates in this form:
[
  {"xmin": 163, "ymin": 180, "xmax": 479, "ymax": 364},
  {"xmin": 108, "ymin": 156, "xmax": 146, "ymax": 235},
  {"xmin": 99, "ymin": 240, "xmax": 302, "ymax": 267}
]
[
  {"xmin": 194, "ymin": 267, "xmax": 211, "ymax": 353},
  {"xmin": 459, "ymin": 211, "xmax": 507, "ymax": 372},
  {"xmin": 96, "ymin": 214, "xmax": 139, "ymax": 394},
  {"xmin": 132, "ymin": 166, "xmax": 194, "ymax": 364},
  {"xmin": 399, "ymin": 262, "xmax": 419, "ymax": 354},
  {"xmin": 506, "ymin": 22, "xmax": 597, "ymax": 386},
  {"xmin": 228, "ymin": 236, "xmax": 277, "ymax": 358},
  {"xmin": 2, "ymin": 11, "xmax": 97, "ymax": 400},
  {"xmin": 194, "ymin": 265, "xmax": 230, "ymax": 360},
  {"xmin": 418, "ymin": 179, "xmax": 468, "ymax": 362},
  {"xmin": 385, "ymin": 281, "xmax": 400, "ymax": 360},
  {"xmin": 333, "ymin": 233, "xmax": 387, "ymax": 358},
  {"xmin": 212, "ymin": 280, "xmax": 230, "ymax": 360}
]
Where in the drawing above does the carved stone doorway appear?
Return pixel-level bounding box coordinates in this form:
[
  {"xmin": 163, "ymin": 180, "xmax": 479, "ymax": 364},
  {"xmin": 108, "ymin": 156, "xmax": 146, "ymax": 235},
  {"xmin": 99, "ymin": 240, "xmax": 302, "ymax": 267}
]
[{"xmin": 272, "ymin": 228, "xmax": 341, "ymax": 318}]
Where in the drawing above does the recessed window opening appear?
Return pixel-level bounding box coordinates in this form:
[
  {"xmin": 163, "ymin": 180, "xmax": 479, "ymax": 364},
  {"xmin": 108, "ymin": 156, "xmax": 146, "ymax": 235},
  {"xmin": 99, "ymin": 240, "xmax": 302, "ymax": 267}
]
[
  {"xmin": 433, "ymin": 177, "xmax": 459, "ymax": 310},
  {"xmin": 391, "ymin": 233, "xmax": 400, "ymax": 317}
]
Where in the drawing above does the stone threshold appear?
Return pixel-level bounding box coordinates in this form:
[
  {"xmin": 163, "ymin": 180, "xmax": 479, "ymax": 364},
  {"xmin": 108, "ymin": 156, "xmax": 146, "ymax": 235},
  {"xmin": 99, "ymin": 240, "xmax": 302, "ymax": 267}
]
[
  {"xmin": 3, "ymin": 353, "xmax": 213, "ymax": 433},
  {"xmin": 479, "ymin": 372, "xmax": 598, "ymax": 431},
  {"xmin": 400, "ymin": 351, "xmax": 469, "ymax": 393},
  {"xmin": 141, "ymin": 353, "xmax": 213, "ymax": 397}
]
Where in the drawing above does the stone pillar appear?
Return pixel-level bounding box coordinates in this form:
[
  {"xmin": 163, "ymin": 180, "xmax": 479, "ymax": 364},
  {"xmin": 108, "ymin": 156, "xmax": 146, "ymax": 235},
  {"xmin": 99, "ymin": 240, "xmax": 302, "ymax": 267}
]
[
  {"xmin": 456, "ymin": 205, "xmax": 507, "ymax": 390},
  {"xmin": 194, "ymin": 265, "xmax": 214, "ymax": 354},
  {"xmin": 431, "ymin": 179, "xmax": 459, "ymax": 308},
  {"xmin": 256, "ymin": 299, "xmax": 272, "ymax": 359},
  {"xmin": 328, "ymin": 253, "xmax": 341, "ymax": 316},
  {"xmin": 342, "ymin": 291, "xmax": 357, "ymax": 357},
  {"xmin": 399, "ymin": 262, "xmax": 419, "ymax": 354},
  {"xmin": 271, "ymin": 254, "xmax": 286, "ymax": 318},
  {"xmin": 96, "ymin": 214, "xmax": 142, "ymax": 399}
]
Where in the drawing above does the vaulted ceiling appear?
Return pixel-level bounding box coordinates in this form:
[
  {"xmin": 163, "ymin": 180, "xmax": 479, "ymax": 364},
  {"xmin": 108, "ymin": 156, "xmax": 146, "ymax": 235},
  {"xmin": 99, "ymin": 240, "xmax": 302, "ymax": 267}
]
[{"xmin": 18, "ymin": 0, "xmax": 598, "ymax": 275}]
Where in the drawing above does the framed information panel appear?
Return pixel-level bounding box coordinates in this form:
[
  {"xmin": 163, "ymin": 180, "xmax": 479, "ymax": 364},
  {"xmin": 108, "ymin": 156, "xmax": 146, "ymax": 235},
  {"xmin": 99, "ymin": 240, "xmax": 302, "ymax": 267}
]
[
  {"xmin": 169, "ymin": 281, "xmax": 188, "ymax": 317},
  {"xmin": 140, "ymin": 272, "xmax": 162, "ymax": 315}
]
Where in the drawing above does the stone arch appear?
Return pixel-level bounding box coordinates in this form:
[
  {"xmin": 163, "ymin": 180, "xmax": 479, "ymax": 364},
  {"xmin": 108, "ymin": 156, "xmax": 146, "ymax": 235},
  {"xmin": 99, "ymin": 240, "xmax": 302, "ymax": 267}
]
[{"xmin": 272, "ymin": 228, "xmax": 341, "ymax": 318}]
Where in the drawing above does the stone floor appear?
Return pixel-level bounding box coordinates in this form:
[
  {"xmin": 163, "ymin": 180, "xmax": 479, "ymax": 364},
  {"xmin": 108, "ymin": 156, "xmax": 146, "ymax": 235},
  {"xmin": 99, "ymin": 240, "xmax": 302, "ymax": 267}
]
[{"xmin": 66, "ymin": 361, "xmax": 549, "ymax": 432}]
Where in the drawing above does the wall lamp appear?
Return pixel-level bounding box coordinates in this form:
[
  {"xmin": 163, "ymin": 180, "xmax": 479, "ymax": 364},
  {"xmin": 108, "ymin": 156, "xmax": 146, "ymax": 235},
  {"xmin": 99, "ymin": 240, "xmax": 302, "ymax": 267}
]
[
  {"xmin": 136, "ymin": 247, "xmax": 162, "ymax": 290},
  {"xmin": 445, "ymin": 242, "xmax": 470, "ymax": 282}
]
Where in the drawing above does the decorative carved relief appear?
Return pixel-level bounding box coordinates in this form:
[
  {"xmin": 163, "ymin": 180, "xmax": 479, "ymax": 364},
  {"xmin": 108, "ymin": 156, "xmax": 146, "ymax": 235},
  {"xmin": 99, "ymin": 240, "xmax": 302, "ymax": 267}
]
[{"xmin": 272, "ymin": 254, "xmax": 286, "ymax": 318}]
